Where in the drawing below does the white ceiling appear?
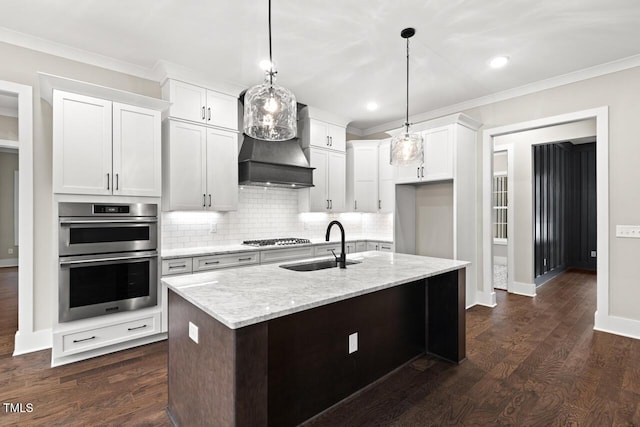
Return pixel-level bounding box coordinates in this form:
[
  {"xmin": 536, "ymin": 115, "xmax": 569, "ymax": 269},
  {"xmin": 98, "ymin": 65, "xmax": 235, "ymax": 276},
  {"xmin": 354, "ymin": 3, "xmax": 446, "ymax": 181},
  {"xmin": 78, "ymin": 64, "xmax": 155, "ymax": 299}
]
[{"xmin": 1, "ymin": 0, "xmax": 640, "ymax": 133}]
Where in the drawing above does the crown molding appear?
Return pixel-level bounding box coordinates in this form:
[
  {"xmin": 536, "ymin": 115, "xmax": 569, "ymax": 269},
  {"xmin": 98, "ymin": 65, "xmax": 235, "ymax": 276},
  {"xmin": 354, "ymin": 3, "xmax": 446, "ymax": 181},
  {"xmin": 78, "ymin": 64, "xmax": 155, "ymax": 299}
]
[
  {"xmin": 300, "ymin": 106, "xmax": 350, "ymax": 128},
  {"xmin": 346, "ymin": 125, "xmax": 366, "ymax": 137},
  {"xmin": 361, "ymin": 53, "xmax": 640, "ymax": 136},
  {"xmin": 0, "ymin": 27, "xmax": 157, "ymax": 81},
  {"xmin": 154, "ymin": 60, "xmax": 246, "ymax": 97}
]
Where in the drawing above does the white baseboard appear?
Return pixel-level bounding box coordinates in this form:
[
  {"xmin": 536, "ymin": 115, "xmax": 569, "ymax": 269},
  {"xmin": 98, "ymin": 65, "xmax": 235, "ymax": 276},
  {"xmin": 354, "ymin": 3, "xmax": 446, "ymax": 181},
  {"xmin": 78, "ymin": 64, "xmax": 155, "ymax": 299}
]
[
  {"xmin": 474, "ymin": 290, "xmax": 497, "ymax": 307},
  {"xmin": 13, "ymin": 328, "xmax": 52, "ymax": 356},
  {"xmin": 511, "ymin": 281, "xmax": 536, "ymax": 297},
  {"xmin": 0, "ymin": 258, "xmax": 18, "ymax": 268},
  {"xmin": 594, "ymin": 311, "xmax": 640, "ymax": 340}
]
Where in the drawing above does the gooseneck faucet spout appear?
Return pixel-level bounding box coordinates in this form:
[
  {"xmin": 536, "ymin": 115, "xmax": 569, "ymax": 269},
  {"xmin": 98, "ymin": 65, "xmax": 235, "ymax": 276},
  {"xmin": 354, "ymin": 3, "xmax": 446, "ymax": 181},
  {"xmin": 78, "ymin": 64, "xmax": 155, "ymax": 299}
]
[{"xmin": 325, "ymin": 220, "xmax": 346, "ymax": 268}]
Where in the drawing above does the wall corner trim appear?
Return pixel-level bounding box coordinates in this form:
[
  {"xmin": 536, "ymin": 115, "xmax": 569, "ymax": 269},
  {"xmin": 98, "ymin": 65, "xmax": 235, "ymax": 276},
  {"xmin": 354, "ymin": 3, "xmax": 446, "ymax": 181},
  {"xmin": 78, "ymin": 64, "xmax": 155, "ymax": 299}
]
[
  {"xmin": 474, "ymin": 290, "xmax": 497, "ymax": 308},
  {"xmin": 13, "ymin": 329, "xmax": 52, "ymax": 356}
]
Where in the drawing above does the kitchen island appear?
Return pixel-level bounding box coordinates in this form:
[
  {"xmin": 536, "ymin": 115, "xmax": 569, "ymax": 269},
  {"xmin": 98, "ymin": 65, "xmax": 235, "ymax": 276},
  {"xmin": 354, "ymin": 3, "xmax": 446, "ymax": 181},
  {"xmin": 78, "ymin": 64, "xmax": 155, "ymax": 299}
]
[{"xmin": 163, "ymin": 251, "xmax": 468, "ymax": 426}]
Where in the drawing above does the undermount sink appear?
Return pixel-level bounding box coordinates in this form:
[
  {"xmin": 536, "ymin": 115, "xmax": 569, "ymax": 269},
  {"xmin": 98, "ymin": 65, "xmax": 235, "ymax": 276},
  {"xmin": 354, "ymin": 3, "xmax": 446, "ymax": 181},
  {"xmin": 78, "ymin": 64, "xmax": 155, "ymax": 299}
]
[{"xmin": 280, "ymin": 258, "xmax": 362, "ymax": 272}]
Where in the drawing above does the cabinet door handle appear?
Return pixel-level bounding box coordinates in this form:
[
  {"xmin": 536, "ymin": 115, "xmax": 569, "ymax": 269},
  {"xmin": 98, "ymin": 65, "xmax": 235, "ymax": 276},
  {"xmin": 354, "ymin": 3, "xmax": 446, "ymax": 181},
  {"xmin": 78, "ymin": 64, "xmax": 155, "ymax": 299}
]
[
  {"xmin": 329, "ymin": 136, "xmax": 333, "ymax": 146},
  {"xmin": 127, "ymin": 324, "xmax": 147, "ymax": 331},
  {"xmin": 207, "ymin": 107, "xmax": 211, "ymax": 121},
  {"xmin": 354, "ymin": 200, "xmax": 357, "ymax": 210},
  {"xmin": 381, "ymin": 245, "xmax": 391, "ymax": 250},
  {"xmin": 238, "ymin": 257, "xmax": 253, "ymax": 262},
  {"xmin": 107, "ymin": 173, "xmax": 110, "ymax": 190},
  {"xmin": 204, "ymin": 260, "xmax": 220, "ymax": 265},
  {"xmin": 209, "ymin": 194, "xmax": 212, "ymax": 207},
  {"xmin": 326, "ymin": 136, "xmax": 330, "ymax": 146},
  {"xmin": 73, "ymin": 336, "xmax": 96, "ymax": 343},
  {"xmin": 378, "ymin": 200, "xmax": 382, "ymax": 210},
  {"xmin": 116, "ymin": 173, "xmax": 119, "ymax": 191},
  {"xmin": 330, "ymin": 200, "xmax": 333, "ymax": 209},
  {"xmin": 326, "ymin": 199, "xmax": 330, "ymax": 209},
  {"xmin": 202, "ymin": 106, "xmax": 206, "ymax": 120},
  {"xmin": 417, "ymin": 167, "xmax": 420, "ymax": 178},
  {"xmin": 203, "ymin": 194, "xmax": 206, "ymax": 207},
  {"xmin": 421, "ymin": 166, "xmax": 424, "ymax": 177}
]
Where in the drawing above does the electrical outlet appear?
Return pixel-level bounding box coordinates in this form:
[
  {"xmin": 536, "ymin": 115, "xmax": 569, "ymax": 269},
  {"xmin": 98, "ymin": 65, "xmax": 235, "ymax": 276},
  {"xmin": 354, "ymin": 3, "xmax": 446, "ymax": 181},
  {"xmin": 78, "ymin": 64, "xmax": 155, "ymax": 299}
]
[
  {"xmin": 348, "ymin": 332, "xmax": 358, "ymax": 354},
  {"xmin": 616, "ymin": 225, "xmax": 640, "ymax": 238},
  {"xmin": 591, "ymin": 250, "xmax": 597, "ymax": 258},
  {"xmin": 209, "ymin": 222, "xmax": 217, "ymax": 234},
  {"xmin": 189, "ymin": 322, "xmax": 199, "ymax": 344},
  {"xmin": 7, "ymin": 248, "xmax": 13, "ymax": 255}
]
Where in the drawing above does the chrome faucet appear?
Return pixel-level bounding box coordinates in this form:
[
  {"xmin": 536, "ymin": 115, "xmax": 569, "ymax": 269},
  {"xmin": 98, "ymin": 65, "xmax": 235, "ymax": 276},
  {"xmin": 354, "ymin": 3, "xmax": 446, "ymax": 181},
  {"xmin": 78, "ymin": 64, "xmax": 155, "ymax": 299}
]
[{"xmin": 325, "ymin": 220, "xmax": 346, "ymax": 268}]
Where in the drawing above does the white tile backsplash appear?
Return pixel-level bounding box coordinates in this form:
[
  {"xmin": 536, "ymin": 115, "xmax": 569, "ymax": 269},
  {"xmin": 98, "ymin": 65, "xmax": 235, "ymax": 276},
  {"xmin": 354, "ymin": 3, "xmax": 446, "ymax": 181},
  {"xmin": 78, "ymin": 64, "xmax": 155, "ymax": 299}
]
[{"xmin": 161, "ymin": 186, "xmax": 393, "ymax": 249}]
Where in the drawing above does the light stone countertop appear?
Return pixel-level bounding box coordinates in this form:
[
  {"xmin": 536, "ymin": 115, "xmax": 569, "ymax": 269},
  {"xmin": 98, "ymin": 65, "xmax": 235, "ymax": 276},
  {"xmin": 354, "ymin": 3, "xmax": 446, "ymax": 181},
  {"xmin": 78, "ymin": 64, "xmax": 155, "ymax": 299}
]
[
  {"xmin": 161, "ymin": 236, "xmax": 393, "ymax": 259},
  {"xmin": 162, "ymin": 251, "xmax": 469, "ymax": 329}
]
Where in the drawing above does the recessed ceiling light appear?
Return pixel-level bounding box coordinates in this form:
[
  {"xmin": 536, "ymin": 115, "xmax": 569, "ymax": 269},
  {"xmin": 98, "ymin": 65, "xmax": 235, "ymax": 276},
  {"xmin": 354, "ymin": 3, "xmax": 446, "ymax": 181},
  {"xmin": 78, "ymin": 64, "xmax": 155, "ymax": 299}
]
[
  {"xmin": 366, "ymin": 102, "xmax": 379, "ymax": 111},
  {"xmin": 259, "ymin": 59, "xmax": 274, "ymax": 71},
  {"xmin": 490, "ymin": 56, "xmax": 509, "ymax": 69}
]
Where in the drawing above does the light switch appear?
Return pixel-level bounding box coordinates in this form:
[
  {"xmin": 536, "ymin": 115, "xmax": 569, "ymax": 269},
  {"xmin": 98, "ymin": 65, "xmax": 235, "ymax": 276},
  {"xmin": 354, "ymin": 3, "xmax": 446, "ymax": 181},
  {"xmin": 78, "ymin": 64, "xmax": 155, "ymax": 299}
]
[
  {"xmin": 189, "ymin": 321, "xmax": 199, "ymax": 344},
  {"xmin": 348, "ymin": 332, "xmax": 358, "ymax": 354}
]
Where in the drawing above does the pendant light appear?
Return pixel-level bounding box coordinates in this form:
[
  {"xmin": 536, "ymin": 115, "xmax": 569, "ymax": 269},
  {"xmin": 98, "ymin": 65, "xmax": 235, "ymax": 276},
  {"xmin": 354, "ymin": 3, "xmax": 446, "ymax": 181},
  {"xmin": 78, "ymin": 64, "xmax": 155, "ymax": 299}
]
[
  {"xmin": 390, "ymin": 28, "xmax": 424, "ymax": 166},
  {"xmin": 244, "ymin": 0, "xmax": 297, "ymax": 141}
]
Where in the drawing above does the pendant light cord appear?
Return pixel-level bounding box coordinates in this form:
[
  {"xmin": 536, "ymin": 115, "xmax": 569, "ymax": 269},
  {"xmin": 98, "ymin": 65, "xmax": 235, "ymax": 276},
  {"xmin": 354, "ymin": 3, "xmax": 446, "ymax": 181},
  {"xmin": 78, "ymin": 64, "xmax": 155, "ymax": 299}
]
[
  {"xmin": 268, "ymin": 0, "xmax": 274, "ymax": 85},
  {"xmin": 405, "ymin": 36, "xmax": 410, "ymax": 132}
]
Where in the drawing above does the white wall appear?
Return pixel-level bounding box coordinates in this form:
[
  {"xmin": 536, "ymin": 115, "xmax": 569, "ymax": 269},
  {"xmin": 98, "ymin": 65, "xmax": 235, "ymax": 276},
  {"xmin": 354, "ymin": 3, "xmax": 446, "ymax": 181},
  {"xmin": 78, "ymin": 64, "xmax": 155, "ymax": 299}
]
[
  {"xmin": 492, "ymin": 120, "xmax": 596, "ymax": 284},
  {"xmin": 460, "ymin": 65, "xmax": 640, "ymax": 321},
  {"xmin": 0, "ymin": 41, "xmax": 160, "ymax": 332}
]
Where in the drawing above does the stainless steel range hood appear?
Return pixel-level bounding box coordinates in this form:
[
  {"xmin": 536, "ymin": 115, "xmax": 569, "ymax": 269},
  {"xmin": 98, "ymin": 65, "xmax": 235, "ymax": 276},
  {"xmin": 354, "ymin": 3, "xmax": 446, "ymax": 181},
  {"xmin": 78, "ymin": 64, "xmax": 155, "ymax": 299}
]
[{"xmin": 238, "ymin": 94, "xmax": 313, "ymax": 188}]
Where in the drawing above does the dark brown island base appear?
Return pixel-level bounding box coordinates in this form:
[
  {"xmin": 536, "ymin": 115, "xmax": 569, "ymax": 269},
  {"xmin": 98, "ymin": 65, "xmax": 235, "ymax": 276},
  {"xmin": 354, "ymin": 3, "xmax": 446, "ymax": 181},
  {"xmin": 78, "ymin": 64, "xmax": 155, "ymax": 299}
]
[{"xmin": 163, "ymin": 252, "xmax": 466, "ymax": 426}]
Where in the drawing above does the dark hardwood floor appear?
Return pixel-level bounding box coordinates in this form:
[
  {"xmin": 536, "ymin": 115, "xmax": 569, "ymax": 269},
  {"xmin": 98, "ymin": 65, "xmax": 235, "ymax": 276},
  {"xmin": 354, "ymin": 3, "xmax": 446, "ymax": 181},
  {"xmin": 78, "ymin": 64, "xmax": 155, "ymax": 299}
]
[{"xmin": 1, "ymin": 267, "xmax": 638, "ymax": 426}]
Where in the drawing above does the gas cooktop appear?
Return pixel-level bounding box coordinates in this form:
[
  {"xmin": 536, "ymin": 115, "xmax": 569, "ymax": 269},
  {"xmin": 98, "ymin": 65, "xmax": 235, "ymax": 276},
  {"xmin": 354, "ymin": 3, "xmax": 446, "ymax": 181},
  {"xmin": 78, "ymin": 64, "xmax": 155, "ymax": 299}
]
[{"xmin": 242, "ymin": 238, "xmax": 312, "ymax": 247}]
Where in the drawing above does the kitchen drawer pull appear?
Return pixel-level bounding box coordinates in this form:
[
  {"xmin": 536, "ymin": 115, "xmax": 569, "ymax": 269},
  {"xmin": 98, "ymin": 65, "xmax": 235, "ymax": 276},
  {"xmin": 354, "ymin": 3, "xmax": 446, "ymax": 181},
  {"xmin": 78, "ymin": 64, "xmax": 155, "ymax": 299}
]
[
  {"xmin": 378, "ymin": 200, "xmax": 382, "ymax": 210},
  {"xmin": 127, "ymin": 324, "xmax": 147, "ymax": 331},
  {"xmin": 116, "ymin": 173, "xmax": 119, "ymax": 191},
  {"xmin": 107, "ymin": 173, "xmax": 110, "ymax": 190},
  {"xmin": 238, "ymin": 257, "xmax": 253, "ymax": 262},
  {"xmin": 381, "ymin": 246, "xmax": 391, "ymax": 250},
  {"xmin": 209, "ymin": 194, "xmax": 212, "ymax": 207},
  {"xmin": 417, "ymin": 167, "xmax": 420, "ymax": 178},
  {"xmin": 421, "ymin": 166, "xmax": 424, "ymax": 177},
  {"xmin": 203, "ymin": 194, "xmax": 206, "ymax": 207},
  {"xmin": 73, "ymin": 336, "xmax": 96, "ymax": 344},
  {"xmin": 168, "ymin": 264, "xmax": 186, "ymax": 269},
  {"xmin": 207, "ymin": 107, "xmax": 211, "ymax": 121},
  {"xmin": 202, "ymin": 106, "xmax": 206, "ymax": 120},
  {"xmin": 354, "ymin": 200, "xmax": 357, "ymax": 210},
  {"xmin": 204, "ymin": 260, "xmax": 220, "ymax": 265}
]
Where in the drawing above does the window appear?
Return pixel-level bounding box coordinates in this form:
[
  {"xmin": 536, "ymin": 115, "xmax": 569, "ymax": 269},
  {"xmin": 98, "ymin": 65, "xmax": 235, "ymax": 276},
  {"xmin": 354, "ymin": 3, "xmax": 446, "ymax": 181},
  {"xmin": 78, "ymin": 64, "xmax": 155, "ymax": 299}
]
[{"xmin": 493, "ymin": 174, "xmax": 507, "ymax": 242}]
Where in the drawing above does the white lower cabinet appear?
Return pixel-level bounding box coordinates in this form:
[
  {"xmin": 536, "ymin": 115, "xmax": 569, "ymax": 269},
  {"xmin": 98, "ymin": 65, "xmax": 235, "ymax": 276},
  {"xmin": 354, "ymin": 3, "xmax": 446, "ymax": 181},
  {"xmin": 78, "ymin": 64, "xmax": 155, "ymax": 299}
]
[
  {"xmin": 259, "ymin": 247, "xmax": 315, "ymax": 264},
  {"xmin": 314, "ymin": 243, "xmax": 342, "ymax": 257},
  {"xmin": 162, "ymin": 257, "xmax": 193, "ymax": 276},
  {"xmin": 54, "ymin": 312, "xmax": 161, "ymax": 358},
  {"xmin": 193, "ymin": 252, "xmax": 258, "ymax": 272}
]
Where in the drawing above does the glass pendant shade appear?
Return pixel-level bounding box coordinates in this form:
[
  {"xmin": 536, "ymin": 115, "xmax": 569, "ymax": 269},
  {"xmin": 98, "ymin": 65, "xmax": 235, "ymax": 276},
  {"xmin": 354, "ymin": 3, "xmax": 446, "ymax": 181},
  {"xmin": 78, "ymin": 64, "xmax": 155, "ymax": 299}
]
[
  {"xmin": 244, "ymin": 73, "xmax": 297, "ymax": 141},
  {"xmin": 390, "ymin": 130, "xmax": 424, "ymax": 166}
]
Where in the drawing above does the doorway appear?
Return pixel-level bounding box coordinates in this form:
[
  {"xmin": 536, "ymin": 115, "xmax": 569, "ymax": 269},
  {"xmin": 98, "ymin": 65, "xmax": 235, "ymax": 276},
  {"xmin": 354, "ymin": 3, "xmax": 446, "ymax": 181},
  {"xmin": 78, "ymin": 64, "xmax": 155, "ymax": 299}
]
[{"xmin": 481, "ymin": 107, "xmax": 609, "ymax": 326}]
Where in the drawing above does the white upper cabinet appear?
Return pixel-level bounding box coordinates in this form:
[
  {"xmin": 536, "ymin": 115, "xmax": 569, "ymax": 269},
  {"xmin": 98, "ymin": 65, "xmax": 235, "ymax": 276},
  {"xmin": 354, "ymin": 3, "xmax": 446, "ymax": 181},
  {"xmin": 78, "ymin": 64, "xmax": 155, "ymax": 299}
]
[
  {"xmin": 306, "ymin": 119, "xmax": 346, "ymax": 152},
  {"xmin": 377, "ymin": 140, "xmax": 394, "ymax": 213},
  {"xmin": 394, "ymin": 125, "xmax": 454, "ymax": 184},
  {"xmin": 162, "ymin": 120, "xmax": 238, "ymax": 212},
  {"xmin": 112, "ymin": 103, "xmax": 161, "ymax": 197},
  {"xmin": 163, "ymin": 79, "xmax": 238, "ymax": 131},
  {"xmin": 53, "ymin": 90, "xmax": 161, "ymax": 196},
  {"xmin": 299, "ymin": 148, "xmax": 346, "ymax": 212},
  {"xmin": 346, "ymin": 142, "xmax": 378, "ymax": 212},
  {"xmin": 206, "ymin": 127, "xmax": 239, "ymax": 211}
]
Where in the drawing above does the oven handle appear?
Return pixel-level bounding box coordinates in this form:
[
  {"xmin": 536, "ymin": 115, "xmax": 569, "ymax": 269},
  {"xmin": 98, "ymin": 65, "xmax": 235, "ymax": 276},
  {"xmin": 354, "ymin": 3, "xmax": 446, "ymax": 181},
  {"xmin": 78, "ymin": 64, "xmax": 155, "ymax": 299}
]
[
  {"xmin": 60, "ymin": 219, "xmax": 158, "ymax": 225},
  {"xmin": 60, "ymin": 253, "xmax": 158, "ymax": 266}
]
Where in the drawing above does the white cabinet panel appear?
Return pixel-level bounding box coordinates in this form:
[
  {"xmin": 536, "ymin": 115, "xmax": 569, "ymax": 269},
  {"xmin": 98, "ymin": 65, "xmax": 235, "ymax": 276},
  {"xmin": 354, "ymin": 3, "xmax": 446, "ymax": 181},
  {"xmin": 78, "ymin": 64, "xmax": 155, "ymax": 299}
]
[
  {"xmin": 308, "ymin": 148, "xmax": 329, "ymax": 211},
  {"xmin": 423, "ymin": 127, "xmax": 453, "ymax": 181},
  {"xmin": 327, "ymin": 152, "xmax": 346, "ymax": 212},
  {"xmin": 113, "ymin": 103, "xmax": 161, "ymax": 197},
  {"xmin": 348, "ymin": 144, "xmax": 378, "ymax": 212},
  {"xmin": 193, "ymin": 252, "xmax": 258, "ymax": 271},
  {"xmin": 307, "ymin": 119, "xmax": 345, "ymax": 152},
  {"xmin": 168, "ymin": 80, "xmax": 208, "ymax": 123},
  {"xmin": 163, "ymin": 121, "xmax": 207, "ymax": 210},
  {"xmin": 206, "ymin": 89, "xmax": 238, "ymax": 130},
  {"xmin": 328, "ymin": 123, "xmax": 346, "ymax": 152},
  {"xmin": 53, "ymin": 91, "xmax": 112, "ymax": 195},
  {"xmin": 378, "ymin": 140, "xmax": 394, "ymax": 213},
  {"xmin": 161, "ymin": 258, "xmax": 193, "ymax": 276},
  {"xmin": 259, "ymin": 247, "xmax": 315, "ymax": 264},
  {"xmin": 206, "ymin": 128, "xmax": 239, "ymax": 211}
]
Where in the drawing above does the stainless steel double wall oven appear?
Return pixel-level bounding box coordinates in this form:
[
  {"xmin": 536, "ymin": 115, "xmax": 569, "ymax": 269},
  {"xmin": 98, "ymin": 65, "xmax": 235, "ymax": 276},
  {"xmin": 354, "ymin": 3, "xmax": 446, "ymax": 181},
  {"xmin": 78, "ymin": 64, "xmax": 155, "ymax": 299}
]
[{"xmin": 58, "ymin": 203, "xmax": 158, "ymax": 322}]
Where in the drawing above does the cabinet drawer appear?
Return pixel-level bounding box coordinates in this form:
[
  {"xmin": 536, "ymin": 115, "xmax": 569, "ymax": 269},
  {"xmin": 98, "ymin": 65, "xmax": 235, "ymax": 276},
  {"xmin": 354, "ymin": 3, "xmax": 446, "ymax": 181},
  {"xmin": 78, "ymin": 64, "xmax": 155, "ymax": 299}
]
[
  {"xmin": 356, "ymin": 242, "xmax": 367, "ymax": 252},
  {"xmin": 162, "ymin": 258, "xmax": 193, "ymax": 276},
  {"xmin": 193, "ymin": 252, "xmax": 259, "ymax": 271},
  {"xmin": 260, "ymin": 247, "xmax": 315, "ymax": 264},
  {"xmin": 314, "ymin": 243, "xmax": 342, "ymax": 257},
  {"xmin": 59, "ymin": 313, "xmax": 160, "ymax": 356},
  {"xmin": 366, "ymin": 242, "xmax": 379, "ymax": 251}
]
